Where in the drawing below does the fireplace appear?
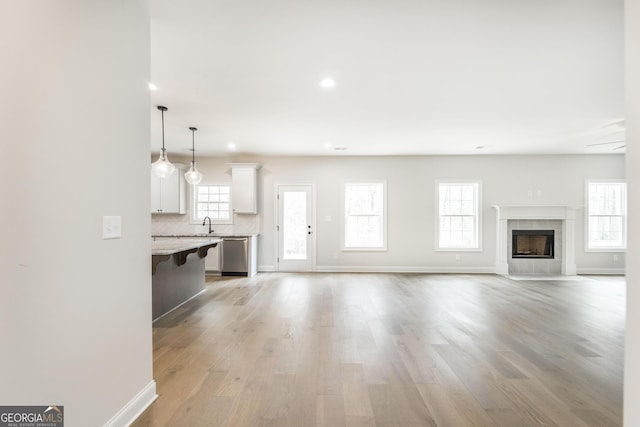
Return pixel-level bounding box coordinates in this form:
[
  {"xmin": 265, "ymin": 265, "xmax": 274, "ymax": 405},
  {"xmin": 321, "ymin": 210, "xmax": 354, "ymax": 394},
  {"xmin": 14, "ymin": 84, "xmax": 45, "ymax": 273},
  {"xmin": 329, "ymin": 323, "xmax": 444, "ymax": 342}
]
[
  {"xmin": 512, "ymin": 230, "xmax": 554, "ymax": 259},
  {"xmin": 493, "ymin": 205, "xmax": 575, "ymax": 275}
]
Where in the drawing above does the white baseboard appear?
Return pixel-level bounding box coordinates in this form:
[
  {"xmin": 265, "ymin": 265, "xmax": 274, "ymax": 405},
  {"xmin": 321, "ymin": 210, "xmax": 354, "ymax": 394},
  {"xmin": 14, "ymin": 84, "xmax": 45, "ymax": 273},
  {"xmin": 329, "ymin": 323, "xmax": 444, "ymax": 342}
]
[
  {"xmin": 315, "ymin": 265, "xmax": 495, "ymax": 274},
  {"xmin": 257, "ymin": 265, "xmax": 622, "ymax": 275},
  {"xmin": 577, "ymin": 267, "xmax": 625, "ymax": 275},
  {"xmin": 104, "ymin": 380, "xmax": 157, "ymax": 427}
]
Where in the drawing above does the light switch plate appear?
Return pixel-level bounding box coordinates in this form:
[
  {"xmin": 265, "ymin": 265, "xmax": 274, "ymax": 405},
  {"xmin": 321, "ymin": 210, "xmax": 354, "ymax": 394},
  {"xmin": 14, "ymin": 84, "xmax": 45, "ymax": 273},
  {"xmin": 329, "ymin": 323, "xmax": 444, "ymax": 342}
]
[{"xmin": 103, "ymin": 216, "xmax": 122, "ymax": 239}]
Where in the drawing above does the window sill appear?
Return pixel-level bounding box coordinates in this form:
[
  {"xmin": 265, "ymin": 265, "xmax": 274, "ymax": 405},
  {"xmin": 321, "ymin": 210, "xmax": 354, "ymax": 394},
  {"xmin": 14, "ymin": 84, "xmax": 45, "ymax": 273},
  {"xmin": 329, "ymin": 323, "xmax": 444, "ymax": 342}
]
[
  {"xmin": 585, "ymin": 247, "xmax": 626, "ymax": 253},
  {"xmin": 342, "ymin": 247, "xmax": 388, "ymax": 252},
  {"xmin": 436, "ymin": 247, "xmax": 482, "ymax": 252}
]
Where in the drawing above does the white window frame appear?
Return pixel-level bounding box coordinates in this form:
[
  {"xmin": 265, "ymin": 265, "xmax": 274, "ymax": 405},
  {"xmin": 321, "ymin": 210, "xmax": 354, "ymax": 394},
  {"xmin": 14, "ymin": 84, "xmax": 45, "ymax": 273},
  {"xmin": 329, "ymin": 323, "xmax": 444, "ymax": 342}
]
[
  {"xmin": 436, "ymin": 180, "xmax": 482, "ymax": 251},
  {"xmin": 585, "ymin": 180, "xmax": 626, "ymax": 252},
  {"xmin": 190, "ymin": 183, "xmax": 233, "ymax": 225},
  {"xmin": 343, "ymin": 181, "xmax": 387, "ymax": 251}
]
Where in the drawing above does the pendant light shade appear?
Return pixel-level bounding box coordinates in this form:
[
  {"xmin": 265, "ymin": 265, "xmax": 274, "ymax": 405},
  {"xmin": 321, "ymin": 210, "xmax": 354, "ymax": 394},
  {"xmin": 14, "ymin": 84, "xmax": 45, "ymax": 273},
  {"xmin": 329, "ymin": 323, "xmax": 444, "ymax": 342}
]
[
  {"xmin": 184, "ymin": 126, "xmax": 203, "ymax": 185},
  {"xmin": 151, "ymin": 105, "xmax": 176, "ymax": 178}
]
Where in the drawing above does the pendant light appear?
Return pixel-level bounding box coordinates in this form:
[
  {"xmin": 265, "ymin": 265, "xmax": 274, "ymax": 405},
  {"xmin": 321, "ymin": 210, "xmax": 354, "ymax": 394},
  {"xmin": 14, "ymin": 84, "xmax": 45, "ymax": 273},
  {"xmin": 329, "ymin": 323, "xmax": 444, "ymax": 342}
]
[
  {"xmin": 151, "ymin": 105, "xmax": 176, "ymax": 178},
  {"xmin": 184, "ymin": 126, "xmax": 203, "ymax": 185}
]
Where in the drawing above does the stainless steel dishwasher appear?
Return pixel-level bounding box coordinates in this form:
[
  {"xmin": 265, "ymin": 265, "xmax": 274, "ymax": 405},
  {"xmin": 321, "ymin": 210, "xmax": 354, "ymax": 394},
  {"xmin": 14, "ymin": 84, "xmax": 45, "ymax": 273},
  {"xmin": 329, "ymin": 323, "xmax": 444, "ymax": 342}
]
[{"xmin": 221, "ymin": 237, "xmax": 249, "ymax": 276}]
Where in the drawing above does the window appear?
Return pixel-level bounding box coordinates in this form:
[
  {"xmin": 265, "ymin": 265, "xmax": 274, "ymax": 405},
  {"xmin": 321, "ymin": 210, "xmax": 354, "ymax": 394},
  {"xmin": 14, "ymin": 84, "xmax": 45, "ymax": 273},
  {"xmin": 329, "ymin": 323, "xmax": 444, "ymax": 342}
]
[
  {"xmin": 437, "ymin": 181, "xmax": 481, "ymax": 250},
  {"xmin": 192, "ymin": 184, "xmax": 232, "ymax": 223},
  {"xmin": 587, "ymin": 181, "xmax": 626, "ymax": 250},
  {"xmin": 344, "ymin": 182, "xmax": 386, "ymax": 250}
]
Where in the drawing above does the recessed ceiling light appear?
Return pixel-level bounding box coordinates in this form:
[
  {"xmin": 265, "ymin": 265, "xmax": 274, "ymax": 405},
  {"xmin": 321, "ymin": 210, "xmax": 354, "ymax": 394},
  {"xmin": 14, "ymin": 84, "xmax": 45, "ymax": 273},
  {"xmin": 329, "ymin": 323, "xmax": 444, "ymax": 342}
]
[
  {"xmin": 324, "ymin": 143, "xmax": 332, "ymax": 149},
  {"xmin": 319, "ymin": 77, "xmax": 336, "ymax": 89},
  {"xmin": 227, "ymin": 142, "xmax": 236, "ymax": 150},
  {"xmin": 148, "ymin": 82, "xmax": 158, "ymax": 91}
]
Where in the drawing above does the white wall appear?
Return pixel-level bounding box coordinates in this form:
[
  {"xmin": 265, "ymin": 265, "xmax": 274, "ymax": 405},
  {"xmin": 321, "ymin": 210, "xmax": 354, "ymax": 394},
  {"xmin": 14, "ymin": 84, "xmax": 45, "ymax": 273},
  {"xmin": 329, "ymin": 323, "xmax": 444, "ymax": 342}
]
[
  {"xmin": 0, "ymin": 2, "xmax": 154, "ymax": 426},
  {"xmin": 625, "ymin": 0, "xmax": 639, "ymax": 425},
  {"xmin": 157, "ymin": 154, "xmax": 624, "ymax": 273}
]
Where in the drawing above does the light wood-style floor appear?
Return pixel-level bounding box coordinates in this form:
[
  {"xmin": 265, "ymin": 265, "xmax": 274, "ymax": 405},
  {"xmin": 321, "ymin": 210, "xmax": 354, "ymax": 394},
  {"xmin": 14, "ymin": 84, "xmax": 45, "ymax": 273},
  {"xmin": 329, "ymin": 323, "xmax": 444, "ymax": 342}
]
[{"xmin": 132, "ymin": 273, "xmax": 624, "ymax": 427}]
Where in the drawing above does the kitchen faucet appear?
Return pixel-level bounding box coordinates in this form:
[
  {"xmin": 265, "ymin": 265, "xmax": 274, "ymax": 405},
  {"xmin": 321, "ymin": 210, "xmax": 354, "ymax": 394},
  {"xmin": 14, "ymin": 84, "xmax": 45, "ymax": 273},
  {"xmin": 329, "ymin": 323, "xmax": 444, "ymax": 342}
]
[{"xmin": 202, "ymin": 216, "xmax": 214, "ymax": 234}]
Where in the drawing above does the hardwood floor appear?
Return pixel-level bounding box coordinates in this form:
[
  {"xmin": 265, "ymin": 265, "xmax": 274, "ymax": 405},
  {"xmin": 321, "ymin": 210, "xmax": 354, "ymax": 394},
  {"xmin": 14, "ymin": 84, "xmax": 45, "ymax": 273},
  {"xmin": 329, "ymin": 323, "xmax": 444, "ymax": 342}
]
[{"xmin": 132, "ymin": 273, "xmax": 624, "ymax": 427}]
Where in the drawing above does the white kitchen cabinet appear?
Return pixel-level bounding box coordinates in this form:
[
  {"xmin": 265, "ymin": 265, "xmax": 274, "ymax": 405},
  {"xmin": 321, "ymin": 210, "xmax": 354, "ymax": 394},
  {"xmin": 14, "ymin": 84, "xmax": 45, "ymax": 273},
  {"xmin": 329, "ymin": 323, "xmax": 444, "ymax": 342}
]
[
  {"xmin": 151, "ymin": 165, "xmax": 186, "ymax": 214},
  {"xmin": 230, "ymin": 163, "xmax": 260, "ymax": 214}
]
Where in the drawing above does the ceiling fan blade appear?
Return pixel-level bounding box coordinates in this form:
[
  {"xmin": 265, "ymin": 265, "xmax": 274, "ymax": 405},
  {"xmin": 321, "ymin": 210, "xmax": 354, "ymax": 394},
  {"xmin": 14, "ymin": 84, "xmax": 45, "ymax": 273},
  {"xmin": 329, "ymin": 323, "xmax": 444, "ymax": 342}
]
[
  {"xmin": 603, "ymin": 118, "xmax": 625, "ymax": 128},
  {"xmin": 587, "ymin": 140, "xmax": 626, "ymax": 147}
]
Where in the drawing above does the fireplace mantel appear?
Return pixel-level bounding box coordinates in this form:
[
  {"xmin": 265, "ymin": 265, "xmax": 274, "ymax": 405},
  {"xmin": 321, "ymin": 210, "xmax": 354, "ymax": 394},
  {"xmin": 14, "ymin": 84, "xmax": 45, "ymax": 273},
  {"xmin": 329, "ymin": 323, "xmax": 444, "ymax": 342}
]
[
  {"xmin": 492, "ymin": 205, "xmax": 577, "ymax": 275},
  {"xmin": 493, "ymin": 205, "xmax": 577, "ymax": 221}
]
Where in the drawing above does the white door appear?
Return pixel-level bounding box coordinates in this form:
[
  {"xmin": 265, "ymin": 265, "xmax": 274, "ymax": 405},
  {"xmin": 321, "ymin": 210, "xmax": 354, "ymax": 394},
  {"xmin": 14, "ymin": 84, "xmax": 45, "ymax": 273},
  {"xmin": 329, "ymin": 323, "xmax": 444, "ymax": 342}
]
[{"xmin": 277, "ymin": 185, "xmax": 315, "ymax": 271}]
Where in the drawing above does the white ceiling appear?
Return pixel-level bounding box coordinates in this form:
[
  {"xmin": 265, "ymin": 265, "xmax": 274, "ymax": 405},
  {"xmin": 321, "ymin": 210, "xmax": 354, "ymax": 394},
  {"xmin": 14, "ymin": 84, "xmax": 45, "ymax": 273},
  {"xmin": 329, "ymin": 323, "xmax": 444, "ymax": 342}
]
[{"xmin": 149, "ymin": 0, "xmax": 624, "ymax": 157}]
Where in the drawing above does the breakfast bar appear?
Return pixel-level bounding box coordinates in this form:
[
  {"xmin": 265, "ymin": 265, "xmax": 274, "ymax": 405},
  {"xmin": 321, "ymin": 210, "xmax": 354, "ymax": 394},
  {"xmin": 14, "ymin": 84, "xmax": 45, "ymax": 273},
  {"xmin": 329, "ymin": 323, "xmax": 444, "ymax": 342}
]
[{"xmin": 151, "ymin": 238, "xmax": 222, "ymax": 321}]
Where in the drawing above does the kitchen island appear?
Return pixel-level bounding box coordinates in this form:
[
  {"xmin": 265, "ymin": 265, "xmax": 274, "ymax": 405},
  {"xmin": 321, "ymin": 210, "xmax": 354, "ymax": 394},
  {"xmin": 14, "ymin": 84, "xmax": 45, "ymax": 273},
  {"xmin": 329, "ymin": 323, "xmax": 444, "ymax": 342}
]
[
  {"xmin": 151, "ymin": 238, "xmax": 222, "ymax": 321},
  {"xmin": 153, "ymin": 234, "xmax": 259, "ymax": 277}
]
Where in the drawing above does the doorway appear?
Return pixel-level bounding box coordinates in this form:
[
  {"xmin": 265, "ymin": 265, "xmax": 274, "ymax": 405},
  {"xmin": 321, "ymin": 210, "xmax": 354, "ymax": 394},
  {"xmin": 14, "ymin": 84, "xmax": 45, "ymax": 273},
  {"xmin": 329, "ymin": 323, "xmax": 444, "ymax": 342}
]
[{"xmin": 276, "ymin": 184, "xmax": 315, "ymax": 271}]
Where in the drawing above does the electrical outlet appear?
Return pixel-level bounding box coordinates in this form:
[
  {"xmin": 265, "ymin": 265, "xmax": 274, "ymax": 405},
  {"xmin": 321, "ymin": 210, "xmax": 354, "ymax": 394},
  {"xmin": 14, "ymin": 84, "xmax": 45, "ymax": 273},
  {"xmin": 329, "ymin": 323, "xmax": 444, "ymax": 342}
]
[{"xmin": 613, "ymin": 254, "xmax": 619, "ymax": 261}]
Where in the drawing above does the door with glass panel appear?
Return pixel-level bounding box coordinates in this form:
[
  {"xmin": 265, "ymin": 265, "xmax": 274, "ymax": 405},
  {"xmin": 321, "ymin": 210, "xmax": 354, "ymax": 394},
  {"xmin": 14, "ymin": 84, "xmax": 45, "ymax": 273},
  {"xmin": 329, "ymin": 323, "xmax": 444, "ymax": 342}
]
[{"xmin": 277, "ymin": 185, "xmax": 315, "ymax": 271}]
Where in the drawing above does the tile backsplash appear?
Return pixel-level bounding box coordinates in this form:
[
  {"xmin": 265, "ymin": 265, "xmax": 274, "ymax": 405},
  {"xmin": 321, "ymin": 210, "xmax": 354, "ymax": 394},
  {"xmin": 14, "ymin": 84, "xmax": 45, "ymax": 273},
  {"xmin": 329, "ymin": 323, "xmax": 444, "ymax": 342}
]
[{"xmin": 151, "ymin": 213, "xmax": 261, "ymax": 235}]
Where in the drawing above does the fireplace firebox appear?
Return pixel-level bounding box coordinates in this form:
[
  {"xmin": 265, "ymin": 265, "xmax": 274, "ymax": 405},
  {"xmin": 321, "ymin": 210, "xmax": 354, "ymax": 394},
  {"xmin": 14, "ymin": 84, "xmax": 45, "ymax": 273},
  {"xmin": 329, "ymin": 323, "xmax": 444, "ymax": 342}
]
[{"xmin": 512, "ymin": 230, "xmax": 554, "ymax": 259}]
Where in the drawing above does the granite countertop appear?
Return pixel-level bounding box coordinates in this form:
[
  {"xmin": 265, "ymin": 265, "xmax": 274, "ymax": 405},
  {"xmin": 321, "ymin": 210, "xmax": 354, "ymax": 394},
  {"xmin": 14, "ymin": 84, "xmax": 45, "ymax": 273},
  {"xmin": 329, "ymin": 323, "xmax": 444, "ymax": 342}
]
[
  {"xmin": 152, "ymin": 233, "xmax": 259, "ymax": 239},
  {"xmin": 151, "ymin": 238, "xmax": 223, "ymax": 256}
]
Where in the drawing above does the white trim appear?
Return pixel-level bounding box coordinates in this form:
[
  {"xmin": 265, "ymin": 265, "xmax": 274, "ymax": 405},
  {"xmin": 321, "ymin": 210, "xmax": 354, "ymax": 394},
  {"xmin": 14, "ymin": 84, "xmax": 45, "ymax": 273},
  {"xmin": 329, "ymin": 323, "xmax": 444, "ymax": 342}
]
[
  {"xmin": 228, "ymin": 162, "xmax": 261, "ymax": 170},
  {"xmin": 343, "ymin": 180, "xmax": 388, "ymax": 251},
  {"xmin": 189, "ymin": 183, "xmax": 234, "ymax": 225},
  {"xmin": 584, "ymin": 179, "xmax": 627, "ymax": 252},
  {"xmin": 492, "ymin": 205, "xmax": 578, "ymax": 276},
  {"xmin": 258, "ymin": 264, "xmax": 276, "ymax": 272},
  {"xmin": 315, "ymin": 265, "xmax": 494, "ymax": 274},
  {"xmin": 494, "ymin": 205, "xmax": 578, "ymax": 220},
  {"xmin": 341, "ymin": 247, "xmax": 388, "ymax": 252},
  {"xmin": 103, "ymin": 380, "xmax": 157, "ymax": 427},
  {"xmin": 584, "ymin": 247, "xmax": 627, "ymax": 253},
  {"xmin": 577, "ymin": 267, "xmax": 626, "ymax": 275},
  {"xmin": 275, "ymin": 183, "xmax": 317, "ymax": 272},
  {"xmin": 435, "ymin": 180, "xmax": 483, "ymax": 251}
]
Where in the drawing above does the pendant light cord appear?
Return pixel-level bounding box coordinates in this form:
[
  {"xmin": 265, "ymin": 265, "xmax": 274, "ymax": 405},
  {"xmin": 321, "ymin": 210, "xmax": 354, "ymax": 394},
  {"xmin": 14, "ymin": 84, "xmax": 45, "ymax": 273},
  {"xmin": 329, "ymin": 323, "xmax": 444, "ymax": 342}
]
[
  {"xmin": 161, "ymin": 109, "xmax": 165, "ymax": 151},
  {"xmin": 189, "ymin": 127, "xmax": 198, "ymax": 163},
  {"xmin": 157, "ymin": 105, "xmax": 168, "ymax": 151}
]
